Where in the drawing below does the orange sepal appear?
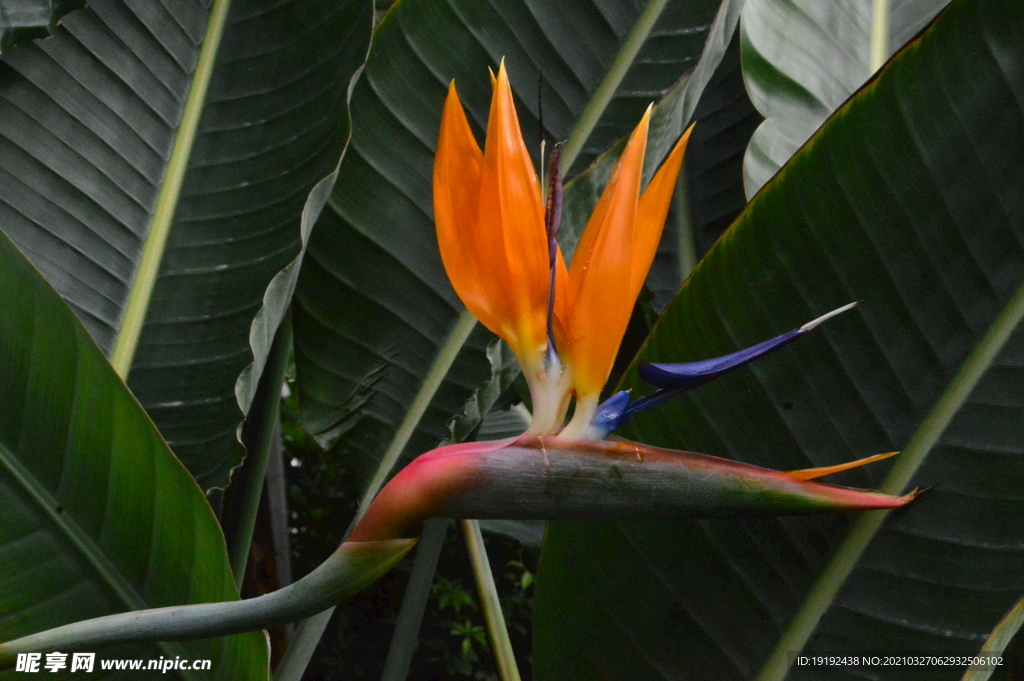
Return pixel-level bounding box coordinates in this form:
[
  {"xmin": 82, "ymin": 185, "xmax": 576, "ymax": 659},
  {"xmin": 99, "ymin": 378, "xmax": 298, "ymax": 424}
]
[
  {"xmin": 476, "ymin": 62, "xmax": 550, "ymax": 367},
  {"xmin": 565, "ymin": 108, "xmax": 651, "ymax": 399},
  {"xmin": 629, "ymin": 123, "xmax": 694, "ymax": 296},
  {"xmin": 785, "ymin": 451, "xmax": 898, "ymax": 481},
  {"xmin": 434, "ymin": 82, "xmax": 499, "ymax": 332}
]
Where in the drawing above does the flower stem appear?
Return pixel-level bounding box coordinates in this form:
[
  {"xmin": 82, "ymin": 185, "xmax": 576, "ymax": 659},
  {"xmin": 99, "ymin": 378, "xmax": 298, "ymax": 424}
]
[
  {"xmin": 460, "ymin": 519, "xmax": 521, "ymax": 681},
  {"xmin": 0, "ymin": 540, "xmax": 415, "ymax": 670}
]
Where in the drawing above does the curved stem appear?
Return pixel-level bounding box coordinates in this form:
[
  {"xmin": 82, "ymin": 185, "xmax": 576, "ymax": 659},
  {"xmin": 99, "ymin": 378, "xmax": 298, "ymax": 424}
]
[{"xmin": 0, "ymin": 540, "xmax": 414, "ymax": 670}]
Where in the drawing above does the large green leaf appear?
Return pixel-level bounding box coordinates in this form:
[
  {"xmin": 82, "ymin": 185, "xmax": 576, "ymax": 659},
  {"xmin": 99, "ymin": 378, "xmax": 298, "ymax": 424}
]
[
  {"xmin": 0, "ymin": 232, "xmax": 268, "ymax": 679},
  {"xmin": 535, "ymin": 0, "xmax": 1024, "ymax": 679},
  {"xmin": 740, "ymin": 0, "xmax": 949, "ymax": 198},
  {"xmin": 292, "ymin": 0, "xmax": 731, "ymax": 503},
  {"xmin": 566, "ymin": 0, "xmax": 730, "ymax": 175},
  {"xmin": 0, "ymin": 0, "xmax": 371, "ymax": 489}
]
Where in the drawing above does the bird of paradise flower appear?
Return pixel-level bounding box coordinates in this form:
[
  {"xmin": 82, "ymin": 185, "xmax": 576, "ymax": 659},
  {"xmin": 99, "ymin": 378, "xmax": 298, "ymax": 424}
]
[
  {"xmin": 349, "ymin": 63, "xmax": 918, "ymax": 543},
  {"xmin": 0, "ymin": 65, "xmax": 928, "ymax": 668}
]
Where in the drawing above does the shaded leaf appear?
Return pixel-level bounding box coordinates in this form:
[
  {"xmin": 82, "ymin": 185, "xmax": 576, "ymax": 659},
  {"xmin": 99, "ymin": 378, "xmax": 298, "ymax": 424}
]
[
  {"xmin": 0, "ymin": 230, "xmax": 268, "ymax": 679},
  {"xmin": 645, "ymin": 27, "xmax": 763, "ymax": 311},
  {"xmin": 0, "ymin": 0, "xmax": 372, "ymax": 489},
  {"xmin": 0, "ymin": 0, "xmax": 84, "ymax": 53}
]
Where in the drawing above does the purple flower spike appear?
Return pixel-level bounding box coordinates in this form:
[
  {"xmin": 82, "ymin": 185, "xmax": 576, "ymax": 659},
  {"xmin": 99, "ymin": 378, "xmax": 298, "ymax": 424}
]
[
  {"xmin": 640, "ymin": 302, "xmax": 857, "ymax": 390},
  {"xmin": 602, "ymin": 303, "xmax": 860, "ymax": 430}
]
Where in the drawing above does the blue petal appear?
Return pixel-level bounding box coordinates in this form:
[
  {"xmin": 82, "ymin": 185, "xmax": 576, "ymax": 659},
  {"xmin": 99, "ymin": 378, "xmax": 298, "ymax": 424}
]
[
  {"xmin": 605, "ymin": 303, "xmax": 859, "ymax": 431},
  {"xmin": 638, "ymin": 329, "xmax": 802, "ymax": 390},
  {"xmin": 589, "ymin": 390, "xmax": 631, "ymax": 438},
  {"xmin": 638, "ymin": 302, "xmax": 858, "ymax": 391}
]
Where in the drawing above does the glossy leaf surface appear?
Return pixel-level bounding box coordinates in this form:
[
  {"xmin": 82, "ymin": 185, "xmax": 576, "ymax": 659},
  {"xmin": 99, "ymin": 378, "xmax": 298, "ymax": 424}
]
[
  {"xmin": 740, "ymin": 0, "xmax": 949, "ymax": 197},
  {"xmin": 0, "ymin": 0, "xmax": 371, "ymax": 489},
  {"xmin": 0, "ymin": 231, "xmax": 268, "ymax": 679},
  {"xmin": 535, "ymin": 1, "xmax": 1024, "ymax": 678}
]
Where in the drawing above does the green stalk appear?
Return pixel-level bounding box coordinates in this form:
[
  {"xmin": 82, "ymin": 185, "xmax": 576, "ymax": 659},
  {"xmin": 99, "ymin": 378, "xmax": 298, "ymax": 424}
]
[
  {"xmin": 227, "ymin": 311, "xmax": 293, "ymax": 587},
  {"xmin": 559, "ymin": 0, "xmax": 670, "ymax": 173},
  {"xmin": 381, "ymin": 519, "xmax": 452, "ymax": 681},
  {"xmin": 961, "ymin": 595, "xmax": 1024, "ymax": 681},
  {"xmin": 0, "ymin": 540, "xmax": 415, "ymax": 670},
  {"xmin": 278, "ymin": 310, "xmax": 477, "ymax": 677},
  {"xmin": 754, "ymin": 279, "xmax": 1024, "ymax": 681},
  {"xmin": 870, "ymin": 0, "xmax": 890, "ymax": 71},
  {"xmin": 109, "ymin": 0, "xmax": 231, "ymax": 377},
  {"xmin": 673, "ymin": 159, "xmax": 696, "ymax": 281},
  {"xmin": 460, "ymin": 519, "xmax": 521, "ymax": 681},
  {"xmin": 273, "ymin": 609, "xmax": 334, "ymax": 681}
]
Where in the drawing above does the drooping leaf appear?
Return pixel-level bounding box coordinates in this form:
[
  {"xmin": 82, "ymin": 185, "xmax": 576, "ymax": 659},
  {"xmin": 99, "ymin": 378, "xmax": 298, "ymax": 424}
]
[
  {"xmin": 0, "ymin": 230, "xmax": 268, "ymax": 678},
  {"xmin": 0, "ymin": 0, "xmax": 372, "ymax": 489},
  {"xmin": 0, "ymin": 0, "xmax": 84, "ymax": 54},
  {"xmin": 535, "ymin": 1, "xmax": 1024, "ymax": 679},
  {"xmin": 741, "ymin": 0, "xmax": 949, "ymax": 197},
  {"xmin": 292, "ymin": 0, "xmax": 733, "ymax": 502}
]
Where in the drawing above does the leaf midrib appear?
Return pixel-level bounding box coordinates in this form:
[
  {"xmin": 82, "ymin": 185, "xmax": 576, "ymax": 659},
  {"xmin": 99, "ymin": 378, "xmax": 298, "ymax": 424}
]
[
  {"xmin": 753, "ymin": 278, "xmax": 1024, "ymax": 681},
  {"xmin": 0, "ymin": 441, "xmax": 202, "ymax": 681},
  {"xmin": 109, "ymin": 0, "xmax": 234, "ymax": 378}
]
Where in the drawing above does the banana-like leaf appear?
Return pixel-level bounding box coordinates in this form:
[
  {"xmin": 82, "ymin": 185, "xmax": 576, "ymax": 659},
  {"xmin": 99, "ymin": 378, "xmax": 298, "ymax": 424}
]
[
  {"xmin": 0, "ymin": 0, "xmax": 84, "ymax": 53},
  {"xmin": 741, "ymin": 0, "xmax": 949, "ymax": 198},
  {"xmin": 645, "ymin": 29, "xmax": 763, "ymax": 310},
  {"xmin": 0, "ymin": 0, "xmax": 371, "ymax": 489},
  {"xmin": 534, "ymin": 1, "xmax": 1024, "ymax": 678},
  {"xmin": 292, "ymin": 0, "xmax": 734, "ymax": 506},
  {"xmin": 684, "ymin": 30, "xmax": 762, "ymax": 259},
  {"xmin": 0, "ymin": 232, "xmax": 268, "ymax": 678}
]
